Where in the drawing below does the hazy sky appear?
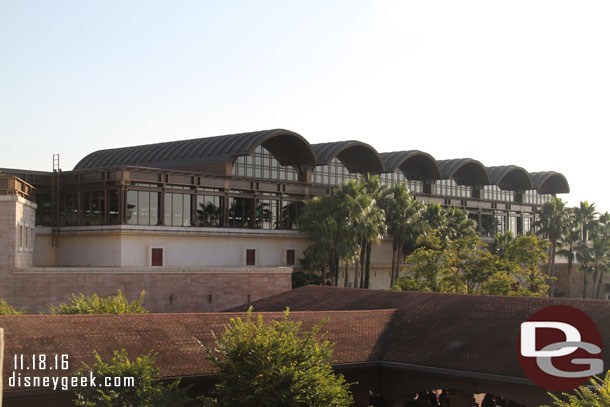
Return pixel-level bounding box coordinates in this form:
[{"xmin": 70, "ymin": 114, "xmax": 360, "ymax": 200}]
[{"xmin": 1, "ymin": 1, "xmax": 608, "ymax": 210}]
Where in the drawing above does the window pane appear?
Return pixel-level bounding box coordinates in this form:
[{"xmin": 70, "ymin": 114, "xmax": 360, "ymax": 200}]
[
  {"xmin": 150, "ymin": 193, "xmax": 158, "ymax": 225},
  {"xmin": 164, "ymin": 193, "xmax": 172, "ymax": 225},
  {"xmin": 183, "ymin": 194, "xmax": 191, "ymax": 226},
  {"xmin": 138, "ymin": 191, "xmax": 149, "ymax": 225},
  {"xmin": 127, "ymin": 190, "xmax": 138, "ymax": 225},
  {"xmin": 173, "ymin": 194, "xmax": 182, "ymax": 226}
]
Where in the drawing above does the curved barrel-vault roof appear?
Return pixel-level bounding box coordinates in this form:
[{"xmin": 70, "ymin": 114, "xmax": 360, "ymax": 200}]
[
  {"xmin": 486, "ymin": 166, "xmax": 533, "ymax": 191},
  {"xmin": 73, "ymin": 129, "xmax": 317, "ymax": 173},
  {"xmin": 530, "ymin": 171, "xmax": 570, "ymax": 194},
  {"xmin": 437, "ymin": 158, "xmax": 491, "ymax": 186},
  {"xmin": 309, "ymin": 141, "xmax": 385, "ymax": 174},
  {"xmin": 380, "ymin": 151, "xmax": 441, "ymax": 181}
]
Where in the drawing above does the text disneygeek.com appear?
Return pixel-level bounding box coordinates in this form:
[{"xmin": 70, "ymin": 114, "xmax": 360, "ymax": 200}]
[{"xmin": 9, "ymin": 353, "xmax": 135, "ymax": 391}]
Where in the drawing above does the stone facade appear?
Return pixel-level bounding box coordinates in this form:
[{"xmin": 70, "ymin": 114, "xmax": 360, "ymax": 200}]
[
  {"xmin": 0, "ymin": 195, "xmax": 36, "ymax": 269},
  {"xmin": 0, "ymin": 189, "xmax": 293, "ymax": 313},
  {"xmin": 2, "ymin": 267, "xmax": 291, "ymax": 313},
  {"xmin": 553, "ymin": 262, "xmax": 609, "ymax": 299}
]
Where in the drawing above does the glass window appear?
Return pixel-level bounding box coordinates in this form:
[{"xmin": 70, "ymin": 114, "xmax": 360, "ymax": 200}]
[
  {"xmin": 183, "ymin": 194, "xmax": 191, "ymax": 226},
  {"xmin": 228, "ymin": 197, "xmax": 255, "ymax": 228},
  {"xmin": 164, "ymin": 193, "xmax": 172, "ymax": 225},
  {"xmin": 197, "ymin": 195, "xmax": 224, "ymax": 227},
  {"xmin": 172, "ymin": 193, "xmax": 183, "ymax": 226},
  {"xmin": 312, "ymin": 158, "xmax": 363, "ymax": 186},
  {"xmin": 231, "ymin": 145, "xmax": 300, "ymax": 182},
  {"xmin": 435, "ymin": 179, "xmax": 472, "ymax": 198},
  {"xmin": 150, "ymin": 193, "xmax": 158, "ymax": 225},
  {"xmin": 127, "ymin": 191, "xmax": 138, "ymax": 225},
  {"xmin": 139, "ymin": 191, "xmax": 149, "ymax": 225}
]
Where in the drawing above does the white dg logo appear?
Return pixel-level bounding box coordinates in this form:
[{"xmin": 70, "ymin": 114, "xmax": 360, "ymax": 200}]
[{"xmin": 520, "ymin": 321, "xmax": 604, "ymax": 378}]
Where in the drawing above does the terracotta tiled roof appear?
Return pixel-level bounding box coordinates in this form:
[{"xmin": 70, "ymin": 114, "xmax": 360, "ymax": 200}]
[
  {"xmin": 3, "ymin": 287, "xmax": 609, "ymax": 393},
  {"xmin": 1, "ymin": 309, "xmax": 395, "ymax": 391},
  {"xmin": 228, "ymin": 286, "xmax": 610, "ymax": 379}
]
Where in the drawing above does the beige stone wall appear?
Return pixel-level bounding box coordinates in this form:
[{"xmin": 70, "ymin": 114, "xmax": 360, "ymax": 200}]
[
  {"xmin": 34, "ymin": 226, "xmax": 312, "ymax": 268},
  {"xmin": 2, "ymin": 268, "xmax": 292, "ymax": 313},
  {"xmin": 0, "ymin": 198, "xmax": 17, "ymax": 271},
  {"xmin": 0, "ymin": 196, "xmax": 36, "ymax": 270},
  {"xmin": 554, "ymin": 262, "xmax": 610, "ymax": 299}
]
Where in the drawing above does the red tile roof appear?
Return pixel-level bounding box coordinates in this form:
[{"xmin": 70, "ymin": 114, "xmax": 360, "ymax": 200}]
[
  {"xmin": 3, "ymin": 286, "xmax": 609, "ymax": 392},
  {"xmin": 228, "ymin": 286, "xmax": 610, "ymax": 380},
  {"xmin": 1, "ymin": 309, "xmax": 395, "ymax": 391}
]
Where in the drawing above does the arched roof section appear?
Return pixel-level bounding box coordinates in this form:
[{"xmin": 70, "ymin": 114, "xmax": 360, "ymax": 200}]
[
  {"xmin": 309, "ymin": 141, "xmax": 385, "ymax": 174},
  {"xmin": 486, "ymin": 166, "xmax": 533, "ymax": 191},
  {"xmin": 380, "ymin": 151, "xmax": 441, "ymax": 181},
  {"xmin": 437, "ymin": 159, "xmax": 491, "ymax": 186},
  {"xmin": 73, "ymin": 129, "xmax": 317, "ymax": 173},
  {"xmin": 530, "ymin": 171, "xmax": 570, "ymax": 194}
]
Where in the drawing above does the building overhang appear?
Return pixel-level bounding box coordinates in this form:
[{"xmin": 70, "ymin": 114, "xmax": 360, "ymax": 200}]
[
  {"xmin": 309, "ymin": 141, "xmax": 385, "ymax": 174},
  {"xmin": 437, "ymin": 158, "xmax": 491, "ymax": 186},
  {"xmin": 380, "ymin": 151, "xmax": 442, "ymax": 181}
]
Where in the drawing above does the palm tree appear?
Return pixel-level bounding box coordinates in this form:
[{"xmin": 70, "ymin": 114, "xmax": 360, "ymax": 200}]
[
  {"xmin": 381, "ymin": 183, "xmax": 425, "ymax": 287},
  {"xmin": 578, "ymin": 212, "xmax": 610, "ymax": 299},
  {"xmin": 334, "ymin": 180, "xmax": 384, "ymax": 289},
  {"xmin": 573, "ymin": 201, "xmax": 598, "ymax": 298},
  {"xmin": 533, "ymin": 197, "xmax": 568, "ymax": 296},
  {"xmin": 360, "ymin": 176, "xmax": 386, "ymax": 288},
  {"xmin": 299, "ymin": 196, "xmax": 339, "ymax": 285},
  {"xmin": 489, "ymin": 231, "xmax": 515, "ymax": 258},
  {"xmin": 557, "ymin": 208, "xmax": 579, "ymax": 297},
  {"xmin": 444, "ymin": 207, "xmax": 477, "ymax": 240},
  {"xmin": 573, "ymin": 201, "xmax": 597, "ymax": 241},
  {"xmin": 299, "ymin": 189, "xmax": 361, "ymax": 287}
]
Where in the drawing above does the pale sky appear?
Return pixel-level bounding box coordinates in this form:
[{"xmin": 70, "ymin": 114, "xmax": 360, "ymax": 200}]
[{"xmin": 1, "ymin": 1, "xmax": 608, "ymax": 211}]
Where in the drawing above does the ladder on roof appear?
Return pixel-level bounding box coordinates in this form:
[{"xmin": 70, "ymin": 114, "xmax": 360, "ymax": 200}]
[{"xmin": 51, "ymin": 154, "xmax": 61, "ymax": 247}]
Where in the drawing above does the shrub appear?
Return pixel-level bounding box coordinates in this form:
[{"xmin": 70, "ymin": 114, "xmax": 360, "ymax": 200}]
[
  {"xmin": 48, "ymin": 290, "xmax": 148, "ymax": 314},
  {"xmin": 202, "ymin": 308, "xmax": 353, "ymax": 407},
  {"xmin": 0, "ymin": 298, "xmax": 24, "ymax": 315},
  {"xmin": 72, "ymin": 349, "xmax": 191, "ymax": 407},
  {"xmin": 545, "ymin": 372, "xmax": 610, "ymax": 407}
]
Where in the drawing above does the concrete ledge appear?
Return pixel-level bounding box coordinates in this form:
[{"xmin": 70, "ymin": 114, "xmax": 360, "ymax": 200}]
[
  {"xmin": 0, "ymin": 195, "xmax": 37, "ymax": 209},
  {"xmin": 34, "ymin": 225, "xmax": 304, "ymax": 237},
  {"xmin": 14, "ymin": 266, "xmax": 293, "ymax": 274}
]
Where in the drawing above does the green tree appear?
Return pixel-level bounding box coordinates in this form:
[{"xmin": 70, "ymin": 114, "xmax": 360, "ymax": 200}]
[
  {"xmin": 545, "ymin": 372, "xmax": 610, "ymax": 407},
  {"xmin": 444, "ymin": 207, "xmax": 477, "ymax": 240},
  {"xmin": 394, "ymin": 233, "xmax": 495, "ymax": 294},
  {"xmin": 0, "ymin": 298, "xmax": 24, "ymax": 315},
  {"xmin": 72, "ymin": 350, "xmax": 190, "ymax": 407},
  {"xmin": 573, "ymin": 201, "xmax": 598, "ymax": 298},
  {"xmin": 360, "ymin": 176, "xmax": 387, "ymax": 288},
  {"xmin": 298, "ymin": 245, "xmax": 331, "ymax": 286},
  {"xmin": 202, "ymin": 309, "xmax": 353, "ymax": 407},
  {"xmin": 557, "ymin": 208, "xmax": 580, "ymax": 297},
  {"xmin": 48, "ymin": 290, "xmax": 148, "ymax": 314},
  {"xmin": 482, "ymin": 234, "xmax": 551, "ymax": 297},
  {"xmin": 533, "ymin": 197, "xmax": 568, "ymax": 296},
  {"xmin": 489, "ymin": 231, "xmax": 515, "ymax": 258},
  {"xmin": 336, "ymin": 178, "xmax": 385, "ymax": 289},
  {"xmin": 299, "ymin": 186, "xmax": 362, "ymax": 288},
  {"xmin": 380, "ymin": 183, "xmax": 425, "ymax": 287},
  {"xmin": 394, "ymin": 233, "xmax": 550, "ymax": 297},
  {"xmin": 573, "ymin": 201, "xmax": 598, "ymax": 242},
  {"xmin": 577, "ymin": 212, "xmax": 610, "ymax": 299}
]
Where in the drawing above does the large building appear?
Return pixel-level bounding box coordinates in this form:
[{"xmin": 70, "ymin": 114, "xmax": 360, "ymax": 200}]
[{"xmin": 0, "ymin": 129, "xmax": 573, "ymax": 312}]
